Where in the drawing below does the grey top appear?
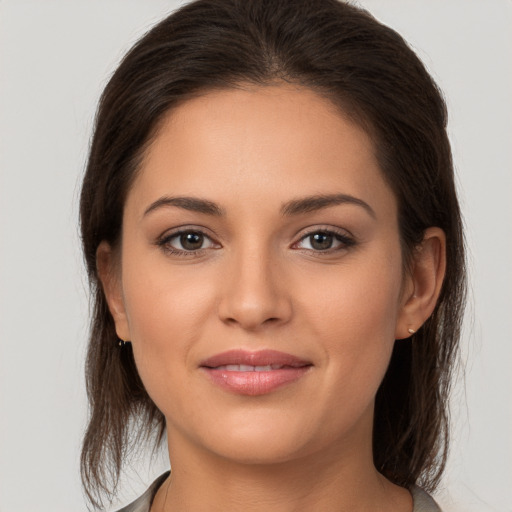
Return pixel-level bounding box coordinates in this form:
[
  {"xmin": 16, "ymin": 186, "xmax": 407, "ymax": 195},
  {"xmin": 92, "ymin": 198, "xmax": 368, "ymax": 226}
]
[
  {"xmin": 116, "ymin": 471, "xmax": 442, "ymax": 512},
  {"xmin": 116, "ymin": 472, "xmax": 169, "ymax": 512}
]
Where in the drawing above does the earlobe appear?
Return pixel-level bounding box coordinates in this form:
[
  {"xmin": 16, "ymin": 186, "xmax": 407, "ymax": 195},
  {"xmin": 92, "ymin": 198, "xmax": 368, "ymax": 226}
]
[
  {"xmin": 96, "ymin": 241, "xmax": 131, "ymax": 342},
  {"xmin": 395, "ymin": 227, "xmax": 446, "ymax": 340}
]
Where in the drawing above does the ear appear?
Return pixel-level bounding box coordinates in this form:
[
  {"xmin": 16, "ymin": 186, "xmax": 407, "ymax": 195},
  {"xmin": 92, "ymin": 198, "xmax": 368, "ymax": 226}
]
[
  {"xmin": 395, "ymin": 227, "xmax": 446, "ymax": 339},
  {"xmin": 96, "ymin": 241, "xmax": 131, "ymax": 342}
]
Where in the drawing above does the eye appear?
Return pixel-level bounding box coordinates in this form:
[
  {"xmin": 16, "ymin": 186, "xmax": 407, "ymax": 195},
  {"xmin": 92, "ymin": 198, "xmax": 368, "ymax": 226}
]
[
  {"xmin": 175, "ymin": 232, "xmax": 208, "ymax": 251},
  {"xmin": 158, "ymin": 229, "xmax": 218, "ymax": 254},
  {"xmin": 295, "ymin": 230, "xmax": 355, "ymax": 252}
]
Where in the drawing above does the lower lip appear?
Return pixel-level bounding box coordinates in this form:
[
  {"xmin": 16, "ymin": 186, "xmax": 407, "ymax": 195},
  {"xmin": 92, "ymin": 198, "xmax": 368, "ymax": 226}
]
[{"xmin": 202, "ymin": 367, "xmax": 311, "ymax": 396}]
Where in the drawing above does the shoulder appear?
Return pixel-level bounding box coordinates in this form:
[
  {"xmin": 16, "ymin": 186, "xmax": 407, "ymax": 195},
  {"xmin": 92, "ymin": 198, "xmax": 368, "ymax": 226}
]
[
  {"xmin": 411, "ymin": 486, "xmax": 443, "ymax": 512},
  {"xmin": 115, "ymin": 472, "xmax": 170, "ymax": 512}
]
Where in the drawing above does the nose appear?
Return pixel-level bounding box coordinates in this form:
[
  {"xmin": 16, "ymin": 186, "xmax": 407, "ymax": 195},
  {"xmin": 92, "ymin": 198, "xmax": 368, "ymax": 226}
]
[{"xmin": 217, "ymin": 249, "xmax": 293, "ymax": 331}]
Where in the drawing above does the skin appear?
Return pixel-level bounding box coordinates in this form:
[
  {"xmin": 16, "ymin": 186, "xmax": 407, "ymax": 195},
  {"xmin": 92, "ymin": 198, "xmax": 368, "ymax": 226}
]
[{"xmin": 98, "ymin": 84, "xmax": 446, "ymax": 511}]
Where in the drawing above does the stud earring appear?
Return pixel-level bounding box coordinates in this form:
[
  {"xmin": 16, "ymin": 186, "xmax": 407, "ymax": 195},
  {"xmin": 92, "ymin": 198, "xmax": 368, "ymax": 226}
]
[
  {"xmin": 408, "ymin": 328, "xmax": 416, "ymax": 335},
  {"xmin": 118, "ymin": 339, "xmax": 130, "ymax": 347}
]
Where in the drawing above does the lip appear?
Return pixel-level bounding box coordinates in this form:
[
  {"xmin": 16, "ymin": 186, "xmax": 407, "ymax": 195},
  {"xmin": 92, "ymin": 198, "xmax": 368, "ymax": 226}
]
[{"xmin": 200, "ymin": 349, "xmax": 313, "ymax": 396}]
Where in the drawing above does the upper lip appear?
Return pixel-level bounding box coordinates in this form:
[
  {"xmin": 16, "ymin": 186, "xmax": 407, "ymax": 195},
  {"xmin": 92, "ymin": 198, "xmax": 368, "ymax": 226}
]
[{"xmin": 200, "ymin": 349, "xmax": 312, "ymax": 369}]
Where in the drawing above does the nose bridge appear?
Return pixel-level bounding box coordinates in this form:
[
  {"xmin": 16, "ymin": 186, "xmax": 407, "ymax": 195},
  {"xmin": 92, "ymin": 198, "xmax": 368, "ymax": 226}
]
[{"xmin": 218, "ymin": 239, "xmax": 291, "ymax": 329}]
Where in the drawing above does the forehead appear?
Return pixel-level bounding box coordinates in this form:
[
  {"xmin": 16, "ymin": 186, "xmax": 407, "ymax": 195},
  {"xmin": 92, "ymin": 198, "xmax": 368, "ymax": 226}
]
[{"xmin": 126, "ymin": 84, "xmax": 396, "ymax": 219}]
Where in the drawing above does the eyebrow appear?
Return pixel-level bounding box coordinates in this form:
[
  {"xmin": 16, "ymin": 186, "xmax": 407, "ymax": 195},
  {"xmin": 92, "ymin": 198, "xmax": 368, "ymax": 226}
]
[
  {"xmin": 143, "ymin": 193, "xmax": 375, "ymax": 219},
  {"xmin": 143, "ymin": 196, "xmax": 225, "ymax": 217},
  {"xmin": 281, "ymin": 194, "xmax": 376, "ymax": 218}
]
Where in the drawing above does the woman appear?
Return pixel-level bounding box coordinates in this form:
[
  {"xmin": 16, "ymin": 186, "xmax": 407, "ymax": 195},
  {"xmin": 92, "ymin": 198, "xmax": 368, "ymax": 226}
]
[{"xmin": 79, "ymin": 0, "xmax": 466, "ymax": 510}]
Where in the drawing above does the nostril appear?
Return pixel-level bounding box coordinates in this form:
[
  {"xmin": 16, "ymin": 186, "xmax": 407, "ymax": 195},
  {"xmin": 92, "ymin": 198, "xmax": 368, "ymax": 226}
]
[
  {"xmin": 217, "ymin": 278, "xmax": 293, "ymax": 329},
  {"xmin": 223, "ymin": 316, "xmax": 280, "ymax": 327}
]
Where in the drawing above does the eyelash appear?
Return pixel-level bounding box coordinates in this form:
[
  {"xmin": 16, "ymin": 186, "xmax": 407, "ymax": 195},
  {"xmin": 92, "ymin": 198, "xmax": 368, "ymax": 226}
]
[
  {"xmin": 156, "ymin": 227, "xmax": 356, "ymax": 257},
  {"xmin": 156, "ymin": 229, "xmax": 219, "ymax": 257},
  {"xmin": 293, "ymin": 228, "xmax": 356, "ymax": 253}
]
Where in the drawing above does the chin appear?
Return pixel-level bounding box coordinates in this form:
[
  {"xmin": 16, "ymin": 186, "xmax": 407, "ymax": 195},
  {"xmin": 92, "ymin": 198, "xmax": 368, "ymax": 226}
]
[
  {"xmin": 209, "ymin": 434, "xmax": 311, "ymax": 466},
  {"xmin": 185, "ymin": 406, "xmax": 344, "ymax": 467}
]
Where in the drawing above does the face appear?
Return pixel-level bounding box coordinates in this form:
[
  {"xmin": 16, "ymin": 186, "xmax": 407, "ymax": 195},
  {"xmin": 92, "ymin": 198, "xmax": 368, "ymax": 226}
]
[{"xmin": 105, "ymin": 84, "xmax": 414, "ymax": 466}]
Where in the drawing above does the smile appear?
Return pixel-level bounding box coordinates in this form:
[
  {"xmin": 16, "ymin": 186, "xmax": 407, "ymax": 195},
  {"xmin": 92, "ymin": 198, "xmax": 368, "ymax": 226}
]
[
  {"xmin": 214, "ymin": 364, "xmax": 288, "ymax": 371},
  {"xmin": 200, "ymin": 350, "xmax": 312, "ymax": 396}
]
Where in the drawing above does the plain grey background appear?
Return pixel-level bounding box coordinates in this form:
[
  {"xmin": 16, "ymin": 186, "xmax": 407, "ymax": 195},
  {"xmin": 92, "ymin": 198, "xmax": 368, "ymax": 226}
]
[{"xmin": 0, "ymin": 1, "xmax": 511, "ymax": 510}]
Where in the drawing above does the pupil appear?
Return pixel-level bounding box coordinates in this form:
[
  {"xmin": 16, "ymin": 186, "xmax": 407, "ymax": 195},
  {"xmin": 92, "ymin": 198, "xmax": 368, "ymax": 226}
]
[
  {"xmin": 181, "ymin": 232, "xmax": 203, "ymax": 250},
  {"xmin": 311, "ymin": 233, "xmax": 333, "ymax": 250}
]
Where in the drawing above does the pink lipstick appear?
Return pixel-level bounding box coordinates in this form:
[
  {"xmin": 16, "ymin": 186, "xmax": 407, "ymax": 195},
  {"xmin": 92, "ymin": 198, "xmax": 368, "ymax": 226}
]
[{"xmin": 200, "ymin": 349, "xmax": 312, "ymax": 396}]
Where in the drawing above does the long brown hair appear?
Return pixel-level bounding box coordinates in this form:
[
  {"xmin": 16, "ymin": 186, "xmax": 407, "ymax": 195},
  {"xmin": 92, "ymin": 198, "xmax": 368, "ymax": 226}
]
[{"xmin": 79, "ymin": 0, "xmax": 466, "ymax": 508}]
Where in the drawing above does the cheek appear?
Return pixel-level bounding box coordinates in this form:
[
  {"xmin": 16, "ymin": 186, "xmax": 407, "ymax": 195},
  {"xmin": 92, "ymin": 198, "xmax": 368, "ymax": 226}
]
[
  {"xmin": 124, "ymin": 271, "xmax": 203, "ymax": 343},
  {"xmin": 120, "ymin": 254, "xmax": 218, "ymax": 402},
  {"xmin": 297, "ymin": 252, "xmax": 403, "ymax": 399},
  {"xmin": 299, "ymin": 248, "xmax": 402, "ymax": 334}
]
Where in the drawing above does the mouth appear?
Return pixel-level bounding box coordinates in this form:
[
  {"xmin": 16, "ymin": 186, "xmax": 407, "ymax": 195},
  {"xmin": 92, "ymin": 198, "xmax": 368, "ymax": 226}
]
[
  {"xmin": 199, "ymin": 349, "xmax": 313, "ymax": 396},
  {"xmin": 212, "ymin": 364, "xmax": 294, "ymax": 371}
]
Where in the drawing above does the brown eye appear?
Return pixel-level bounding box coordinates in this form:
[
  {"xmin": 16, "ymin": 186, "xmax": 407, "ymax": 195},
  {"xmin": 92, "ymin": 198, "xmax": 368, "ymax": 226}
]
[
  {"xmin": 180, "ymin": 232, "xmax": 204, "ymax": 250},
  {"xmin": 309, "ymin": 232, "xmax": 334, "ymax": 250},
  {"xmin": 160, "ymin": 230, "xmax": 217, "ymax": 253},
  {"xmin": 295, "ymin": 230, "xmax": 355, "ymax": 252}
]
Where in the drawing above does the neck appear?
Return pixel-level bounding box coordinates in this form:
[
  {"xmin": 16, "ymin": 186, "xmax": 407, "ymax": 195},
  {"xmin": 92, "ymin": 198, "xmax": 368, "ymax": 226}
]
[{"xmin": 153, "ymin": 430, "xmax": 412, "ymax": 512}]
